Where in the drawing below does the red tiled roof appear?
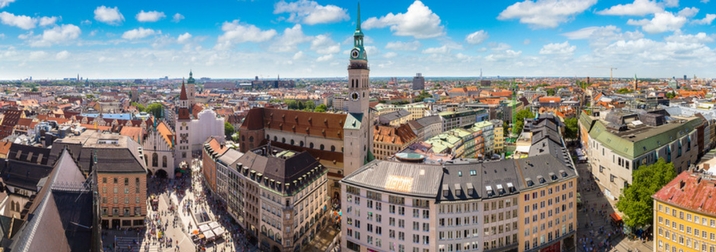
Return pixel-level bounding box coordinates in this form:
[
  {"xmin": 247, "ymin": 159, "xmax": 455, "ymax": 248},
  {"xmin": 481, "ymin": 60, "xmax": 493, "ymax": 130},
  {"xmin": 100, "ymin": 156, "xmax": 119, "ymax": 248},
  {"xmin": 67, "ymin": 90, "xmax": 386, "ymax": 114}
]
[
  {"xmin": 653, "ymin": 171, "xmax": 716, "ymax": 216},
  {"xmin": 240, "ymin": 108, "xmax": 348, "ymax": 141},
  {"xmin": 206, "ymin": 137, "xmax": 228, "ymax": 156},
  {"xmin": 119, "ymin": 126, "xmax": 143, "ymax": 143},
  {"xmin": 373, "ymin": 124, "xmax": 417, "ymax": 145},
  {"xmin": 539, "ymin": 96, "xmax": 561, "ymax": 103},
  {"xmin": 179, "ymin": 81, "xmax": 188, "ymax": 100}
]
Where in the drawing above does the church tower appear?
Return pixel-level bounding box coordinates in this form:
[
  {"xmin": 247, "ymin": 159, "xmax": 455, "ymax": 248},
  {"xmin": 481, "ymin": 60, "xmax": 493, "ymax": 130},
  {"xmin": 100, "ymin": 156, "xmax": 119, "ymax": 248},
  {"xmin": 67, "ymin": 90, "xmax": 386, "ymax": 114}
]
[
  {"xmin": 186, "ymin": 71, "xmax": 197, "ymax": 107},
  {"xmin": 175, "ymin": 77, "xmax": 192, "ymax": 166},
  {"xmin": 343, "ymin": 3, "xmax": 373, "ymax": 176},
  {"xmin": 346, "ymin": 3, "xmax": 369, "ymax": 114}
]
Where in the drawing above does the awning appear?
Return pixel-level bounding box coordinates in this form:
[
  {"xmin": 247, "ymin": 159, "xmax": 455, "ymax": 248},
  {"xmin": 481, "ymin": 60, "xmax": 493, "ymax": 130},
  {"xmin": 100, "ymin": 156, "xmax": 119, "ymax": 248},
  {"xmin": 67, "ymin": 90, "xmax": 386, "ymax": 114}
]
[
  {"xmin": 611, "ymin": 212, "xmax": 623, "ymax": 222},
  {"xmin": 515, "ymin": 145, "xmax": 530, "ymax": 153}
]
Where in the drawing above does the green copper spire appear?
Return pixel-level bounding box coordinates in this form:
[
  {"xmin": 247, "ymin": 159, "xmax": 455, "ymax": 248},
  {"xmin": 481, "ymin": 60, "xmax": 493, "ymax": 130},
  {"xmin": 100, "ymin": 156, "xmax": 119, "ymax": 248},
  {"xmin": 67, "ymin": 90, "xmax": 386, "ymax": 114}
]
[
  {"xmin": 350, "ymin": 2, "xmax": 366, "ymax": 61},
  {"xmin": 356, "ymin": 2, "xmax": 361, "ymax": 32}
]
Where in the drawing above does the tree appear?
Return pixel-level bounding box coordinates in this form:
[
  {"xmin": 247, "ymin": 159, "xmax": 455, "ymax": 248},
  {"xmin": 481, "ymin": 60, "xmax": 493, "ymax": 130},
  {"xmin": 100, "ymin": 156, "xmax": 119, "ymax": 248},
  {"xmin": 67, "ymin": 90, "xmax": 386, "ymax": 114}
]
[
  {"xmin": 225, "ymin": 122, "xmax": 235, "ymax": 140},
  {"xmin": 563, "ymin": 117, "xmax": 579, "ymax": 140},
  {"xmin": 514, "ymin": 109, "xmax": 534, "ymax": 134},
  {"xmin": 665, "ymin": 92, "xmax": 676, "ymax": 99},
  {"xmin": 314, "ymin": 104, "xmax": 328, "ymax": 113},
  {"xmin": 145, "ymin": 103, "xmax": 163, "ymax": 118},
  {"xmin": 131, "ymin": 102, "xmax": 146, "ymax": 112},
  {"xmin": 545, "ymin": 88, "xmax": 556, "ymax": 96},
  {"xmin": 616, "ymin": 158, "xmax": 677, "ymax": 227}
]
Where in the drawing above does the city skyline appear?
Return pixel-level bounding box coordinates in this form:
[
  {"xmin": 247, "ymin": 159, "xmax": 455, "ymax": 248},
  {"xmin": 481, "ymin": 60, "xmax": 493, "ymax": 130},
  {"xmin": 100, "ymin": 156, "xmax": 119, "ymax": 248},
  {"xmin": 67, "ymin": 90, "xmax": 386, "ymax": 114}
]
[{"xmin": 0, "ymin": 0, "xmax": 715, "ymax": 80}]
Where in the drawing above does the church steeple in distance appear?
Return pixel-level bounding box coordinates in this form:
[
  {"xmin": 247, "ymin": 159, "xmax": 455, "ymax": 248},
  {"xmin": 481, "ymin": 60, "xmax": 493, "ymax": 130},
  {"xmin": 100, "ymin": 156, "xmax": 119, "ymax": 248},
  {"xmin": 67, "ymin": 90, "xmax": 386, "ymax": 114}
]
[{"xmin": 347, "ymin": 1, "xmax": 369, "ymax": 114}]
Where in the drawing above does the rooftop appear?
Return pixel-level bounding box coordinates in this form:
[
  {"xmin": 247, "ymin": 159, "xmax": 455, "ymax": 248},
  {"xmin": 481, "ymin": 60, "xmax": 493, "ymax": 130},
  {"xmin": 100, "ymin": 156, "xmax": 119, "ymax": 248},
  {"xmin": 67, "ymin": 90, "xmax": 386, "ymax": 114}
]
[{"xmin": 653, "ymin": 170, "xmax": 716, "ymax": 216}]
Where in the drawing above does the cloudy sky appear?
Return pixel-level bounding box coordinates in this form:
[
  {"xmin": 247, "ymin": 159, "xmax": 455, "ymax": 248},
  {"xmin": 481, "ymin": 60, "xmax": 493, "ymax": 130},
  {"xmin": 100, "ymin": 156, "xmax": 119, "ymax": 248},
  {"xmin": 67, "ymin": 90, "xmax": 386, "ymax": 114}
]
[{"xmin": 0, "ymin": 0, "xmax": 715, "ymax": 80}]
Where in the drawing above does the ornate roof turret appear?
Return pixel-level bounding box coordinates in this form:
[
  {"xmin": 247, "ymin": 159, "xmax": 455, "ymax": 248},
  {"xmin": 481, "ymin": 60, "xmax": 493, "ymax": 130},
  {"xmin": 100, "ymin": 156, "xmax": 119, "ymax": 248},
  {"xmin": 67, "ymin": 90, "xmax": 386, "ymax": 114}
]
[{"xmin": 187, "ymin": 70, "xmax": 195, "ymax": 84}]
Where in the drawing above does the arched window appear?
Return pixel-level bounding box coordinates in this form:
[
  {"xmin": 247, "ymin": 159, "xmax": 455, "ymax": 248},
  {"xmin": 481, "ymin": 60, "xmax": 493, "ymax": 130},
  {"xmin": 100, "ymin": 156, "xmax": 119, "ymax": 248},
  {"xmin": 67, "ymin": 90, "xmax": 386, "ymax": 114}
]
[
  {"xmin": 331, "ymin": 145, "xmax": 335, "ymax": 152},
  {"xmin": 274, "ymin": 136, "xmax": 278, "ymax": 142},
  {"xmin": 162, "ymin": 156, "xmax": 167, "ymax": 167},
  {"xmin": 144, "ymin": 154, "xmax": 148, "ymax": 166},
  {"xmin": 242, "ymin": 135, "xmax": 245, "ymax": 141},
  {"xmin": 291, "ymin": 139, "xmax": 295, "ymax": 145},
  {"xmin": 310, "ymin": 142, "xmax": 314, "ymax": 149},
  {"xmin": 249, "ymin": 136, "xmax": 254, "ymax": 143},
  {"xmin": 9, "ymin": 201, "xmax": 14, "ymax": 211},
  {"xmin": 152, "ymin": 153, "xmax": 158, "ymax": 167},
  {"xmin": 282, "ymin": 137, "xmax": 286, "ymax": 143},
  {"xmin": 300, "ymin": 141, "xmax": 304, "ymax": 147},
  {"xmin": 266, "ymin": 134, "xmax": 270, "ymax": 140},
  {"xmin": 320, "ymin": 144, "xmax": 325, "ymax": 151}
]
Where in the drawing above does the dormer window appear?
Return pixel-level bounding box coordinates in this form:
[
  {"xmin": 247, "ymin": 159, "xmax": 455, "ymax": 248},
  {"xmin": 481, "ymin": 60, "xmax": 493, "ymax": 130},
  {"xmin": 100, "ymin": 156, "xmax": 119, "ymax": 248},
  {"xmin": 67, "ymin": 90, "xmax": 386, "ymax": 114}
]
[
  {"xmin": 454, "ymin": 184, "xmax": 462, "ymax": 197},
  {"xmin": 538, "ymin": 176, "xmax": 546, "ymax": 184},
  {"xmin": 559, "ymin": 170, "xmax": 568, "ymax": 178},
  {"xmin": 496, "ymin": 184, "xmax": 505, "ymax": 195},
  {"xmin": 549, "ymin": 172, "xmax": 558, "ymax": 181},
  {"xmin": 442, "ymin": 184, "xmax": 449, "ymax": 197},
  {"xmin": 470, "ymin": 170, "xmax": 477, "ymax": 176},
  {"xmin": 526, "ymin": 178, "xmax": 534, "ymax": 187},
  {"xmin": 486, "ymin": 185, "xmax": 494, "ymax": 197},
  {"xmin": 507, "ymin": 182, "xmax": 516, "ymax": 193}
]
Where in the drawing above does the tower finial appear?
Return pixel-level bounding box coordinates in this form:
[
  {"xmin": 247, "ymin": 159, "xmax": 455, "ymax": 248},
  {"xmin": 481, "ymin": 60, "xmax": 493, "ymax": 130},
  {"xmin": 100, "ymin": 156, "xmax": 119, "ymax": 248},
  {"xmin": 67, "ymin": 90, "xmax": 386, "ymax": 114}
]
[{"xmin": 356, "ymin": 2, "xmax": 361, "ymax": 31}]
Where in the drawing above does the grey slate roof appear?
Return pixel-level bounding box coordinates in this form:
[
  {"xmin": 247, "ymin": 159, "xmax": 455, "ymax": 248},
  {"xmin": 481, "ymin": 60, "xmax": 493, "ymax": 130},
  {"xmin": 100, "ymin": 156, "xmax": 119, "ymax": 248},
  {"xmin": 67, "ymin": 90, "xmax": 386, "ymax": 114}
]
[
  {"xmin": 218, "ymin": 149, "xmax": 243, "ymax": 166},
  {"xmin": 342, "ymin": 160, "xmax": 444, "ymax": 198},
  {"xmin": 11, "ymin": 148, "xmax": 91, "ymax": 252},
  {"xmin": 379, "ymin": 109, "xmax": 411, "ymax": 125}
]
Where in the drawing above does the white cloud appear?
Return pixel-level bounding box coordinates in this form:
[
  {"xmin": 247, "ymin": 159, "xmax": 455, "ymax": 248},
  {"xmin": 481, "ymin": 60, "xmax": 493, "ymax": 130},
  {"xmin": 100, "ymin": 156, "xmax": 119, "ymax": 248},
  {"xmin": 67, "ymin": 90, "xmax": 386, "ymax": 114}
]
[
  {"xmin": 136, "ymin": 10, "xmax": 165, "ymax": 22},
  {"xmin": 39, "ymin": 16, "xmax": 58, "ymax": 26},
  {"xmin": 489, "ymin": 42, "xmax": 511, "ymax": 51},
  {"xmin": 172, "ymin": 13, "xmax": 184, "ymax": 23},
  {"xmin": 677, "ymin": 7, "xmax": 699, "ymax": 18},
  {"xmin": 523, "ymin": 39, "xmax": 531, "ymax": 45},
  {"xmin": 597, "ymin": 0, "xmax": 663, "ymax": 16},
  {"xmin": 422, "ymin": 45, "xmax": 450, "ymax": 54},
  {"xmin": 562, "ymin": 25, "xmax": 644, "ymax": 48},
  {"xmin": 0, "ymin": 12, "xmax": 36, "ymax": 29},
  {"xmin": 316, "ymin": 54, "xmax": 333, "ymax": 62},
  {"xmin": 664, "ymin": 32, "xmax": 714, "ymax": 43},
  {"xmin": 271, "ymin": 24, "xmax": 312, "ymax": 52},
  {"xmin": 383, "ymin": 52, "xmax": 397, "ymax": 58},
  {"xmin": 122, "ymin": 28, "xmax": 157, "ymax": 40},
  {"xmin": 627, "ymin": 11, "xmax": 687, "ymax": 33},
  {"xmin": 55, "ymin": 50, "xmax": 70, "ymax": 60},
  {"xmin": 465, "ymin": 30, "xmax": 488, "ymax": 44},
  {"xmin": 274, "ymin": 0, "xmax": 348, "ymax": 25},
  {"xmin": 311, "ymin": 34, "xmax": 340, "ymax": 55},
  {"xmin": 94, "ymin": 6, "xmax": 124, "ymax": 25},
  {"xmin": 702, "ymin": 0, "xmax": 710, "ymax": 3},
  {"xmin": 0, "ymin": 0, "xmax": 14, "ymax": 8},
  {"xmin": 692, "ymin": 14, "xmax": 716, "ymax": 24},
  {"xmin": 30, "ymin": 24, "xmax": 81, "ymax": 47},
  {"xmin": 385, "ymin": 41, "xmax": 420, "ymax": 51},
  {"xmin": 539, "ymin": 41, "xmax": 576, "ymax": 55},
  {"xmin": 29, "ymin": 51, "xmax": 46, "ymax": 60},
  {"xmin": 498, "ymin": 0, "xmax": 597, "ymax": 28},
  {"xmin": 664, "ymin": 0, "xmax": 679, "ymax": 7},
  {"xmin": 177, "ymin": 32, "xmax": 192, "ymax": 43},
  {"xmin": 485, "ymin": 50, "xmax": 522, "ymax": 61},
  {"xmin": 81, "ymin": 20, "xmax": 92, "ymax": 25},
  {"xmin": 215, "ymin": 20, "xmax": 277, "ymax": 50},
  {"xmin": 293, "ymin": 51, "xmax": 303, "ymax": 60},
  {"xmin": 363, "ymin": 1, "xmax": 444, "ymax": 39}
]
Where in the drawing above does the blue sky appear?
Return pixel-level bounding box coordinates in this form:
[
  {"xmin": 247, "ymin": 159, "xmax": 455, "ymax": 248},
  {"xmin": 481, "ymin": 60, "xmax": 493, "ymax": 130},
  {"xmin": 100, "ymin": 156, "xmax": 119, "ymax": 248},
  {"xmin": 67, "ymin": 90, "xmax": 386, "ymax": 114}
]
[{"xmin": 0, "ymin": 0, "xmax": 715, "ymax": 80}]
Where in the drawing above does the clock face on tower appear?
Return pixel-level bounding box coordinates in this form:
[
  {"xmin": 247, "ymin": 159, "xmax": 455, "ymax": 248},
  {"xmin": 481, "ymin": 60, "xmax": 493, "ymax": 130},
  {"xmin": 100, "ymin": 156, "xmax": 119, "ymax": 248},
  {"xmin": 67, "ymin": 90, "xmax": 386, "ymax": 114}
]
[
  {"xmin": 350, "ymin": 49, "xmax": 360, "ymax": 59},
  {"xmin": 351, "ymin": 92, "xmax": 360, "ymax": 101}
]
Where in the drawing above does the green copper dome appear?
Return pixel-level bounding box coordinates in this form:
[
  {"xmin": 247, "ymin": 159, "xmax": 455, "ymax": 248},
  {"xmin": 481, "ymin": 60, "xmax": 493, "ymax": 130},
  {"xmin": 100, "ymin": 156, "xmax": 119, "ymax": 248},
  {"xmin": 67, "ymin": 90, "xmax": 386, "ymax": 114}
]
[{"xmin": 187, "ymin": 70, "xmax": 195, "ymax": 84}]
